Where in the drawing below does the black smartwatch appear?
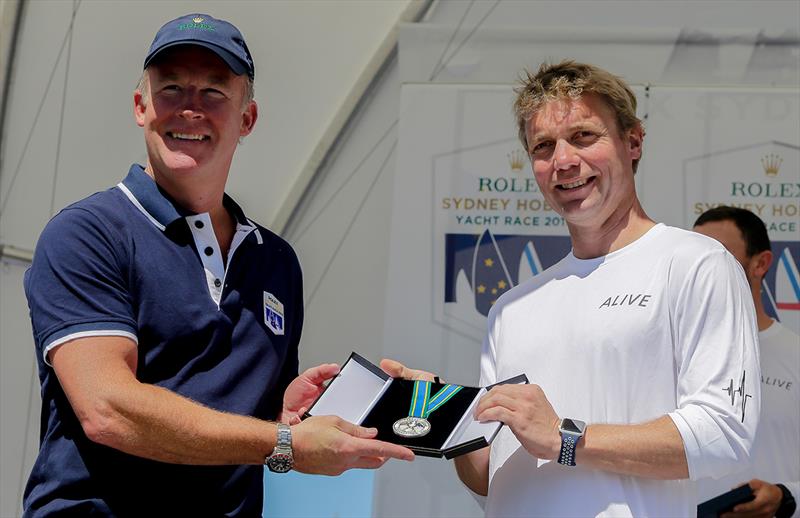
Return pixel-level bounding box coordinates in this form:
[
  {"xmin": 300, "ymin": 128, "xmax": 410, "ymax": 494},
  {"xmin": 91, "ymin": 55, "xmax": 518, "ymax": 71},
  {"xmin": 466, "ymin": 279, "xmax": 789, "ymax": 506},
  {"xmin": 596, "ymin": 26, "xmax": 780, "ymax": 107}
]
[
  {"xmin": 557, "ymin": 418, "xmax": 586, "ymax": 466},
  {"xmin": 776, "ymin": 484, "xmax": 796, "ymax": 518}
]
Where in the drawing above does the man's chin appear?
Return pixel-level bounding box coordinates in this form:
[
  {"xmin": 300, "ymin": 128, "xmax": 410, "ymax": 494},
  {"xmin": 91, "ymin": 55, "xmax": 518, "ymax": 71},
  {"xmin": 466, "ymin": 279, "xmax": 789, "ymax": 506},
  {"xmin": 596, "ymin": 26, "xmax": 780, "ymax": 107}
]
[{"xmin": 160, "ymin": 154, "xmax": 203, "ymax": 172}]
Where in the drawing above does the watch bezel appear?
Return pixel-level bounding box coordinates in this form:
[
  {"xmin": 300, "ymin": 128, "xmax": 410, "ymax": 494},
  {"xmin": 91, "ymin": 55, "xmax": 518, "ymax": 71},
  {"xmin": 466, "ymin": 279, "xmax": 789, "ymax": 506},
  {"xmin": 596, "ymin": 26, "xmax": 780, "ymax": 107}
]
[
  {"xmin": 559, "ymin": 418, "xmax": 586, "ymax": 436},
  {"xmin": 267, "ymin": 451, "xmax": 293, "ymax": 473}
]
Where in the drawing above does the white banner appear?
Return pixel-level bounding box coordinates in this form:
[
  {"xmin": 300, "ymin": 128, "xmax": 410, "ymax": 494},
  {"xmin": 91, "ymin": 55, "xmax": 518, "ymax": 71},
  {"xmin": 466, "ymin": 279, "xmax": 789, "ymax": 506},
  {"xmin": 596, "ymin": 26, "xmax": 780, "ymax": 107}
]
[{"xmin": 642, "ymin": 87, "xmax": 800, "ymax": 333}]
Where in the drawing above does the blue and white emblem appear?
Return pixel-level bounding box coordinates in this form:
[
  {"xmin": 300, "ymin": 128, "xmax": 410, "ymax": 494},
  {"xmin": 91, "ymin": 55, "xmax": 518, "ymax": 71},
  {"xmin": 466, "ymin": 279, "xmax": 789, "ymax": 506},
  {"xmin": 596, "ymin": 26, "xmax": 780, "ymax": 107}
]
[{"xmin": 263, "ymin": 292, "xmax": 285, "ymax": 335}]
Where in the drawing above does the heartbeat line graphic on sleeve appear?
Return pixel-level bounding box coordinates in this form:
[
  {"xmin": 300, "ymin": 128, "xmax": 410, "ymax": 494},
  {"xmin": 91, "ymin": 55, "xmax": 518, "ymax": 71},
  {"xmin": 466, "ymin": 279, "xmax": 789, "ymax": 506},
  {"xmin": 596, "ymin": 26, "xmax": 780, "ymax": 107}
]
[{"xmin": 722, "ymin": 370, "xmax": 752, "ymax": 423}]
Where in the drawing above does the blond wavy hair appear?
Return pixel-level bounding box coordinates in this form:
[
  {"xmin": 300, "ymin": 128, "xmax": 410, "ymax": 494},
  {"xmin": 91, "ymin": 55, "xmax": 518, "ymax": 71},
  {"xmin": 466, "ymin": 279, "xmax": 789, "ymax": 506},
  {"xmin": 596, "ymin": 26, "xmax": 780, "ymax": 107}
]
[{"xmin": 514, "ymin": 60, "xmax": 643, "ymax": 172}]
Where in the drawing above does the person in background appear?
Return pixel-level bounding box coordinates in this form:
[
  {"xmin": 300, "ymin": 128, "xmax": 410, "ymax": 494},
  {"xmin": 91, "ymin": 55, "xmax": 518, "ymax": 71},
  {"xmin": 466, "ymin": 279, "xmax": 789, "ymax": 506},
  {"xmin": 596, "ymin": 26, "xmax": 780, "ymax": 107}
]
[
  {"xmin": 22, "ymin": 13, "xmax": 412, "ymax": 516},
  {"xmin": 694, "ymin": 206, "xmax": 798, "ymax": 518}
]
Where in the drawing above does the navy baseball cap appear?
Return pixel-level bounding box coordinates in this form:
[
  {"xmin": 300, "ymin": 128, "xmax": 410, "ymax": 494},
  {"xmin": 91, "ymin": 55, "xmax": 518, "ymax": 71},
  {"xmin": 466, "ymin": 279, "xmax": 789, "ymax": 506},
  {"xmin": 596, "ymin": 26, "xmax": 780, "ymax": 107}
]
[{"xmin": 144, "ymin": 13, "xmax": 254, "ymax": 79}]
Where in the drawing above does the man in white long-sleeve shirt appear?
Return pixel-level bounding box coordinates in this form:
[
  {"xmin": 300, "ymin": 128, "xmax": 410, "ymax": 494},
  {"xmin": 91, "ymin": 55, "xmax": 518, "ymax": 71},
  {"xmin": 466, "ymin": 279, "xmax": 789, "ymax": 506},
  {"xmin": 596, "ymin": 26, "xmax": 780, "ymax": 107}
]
[
  {"xmin": 695, "ymin": 206, "xmax": 798, "ymax": 518},
  {"xmin": 450, "ymin": 60, "xmax": 762, "ymax": 517}
]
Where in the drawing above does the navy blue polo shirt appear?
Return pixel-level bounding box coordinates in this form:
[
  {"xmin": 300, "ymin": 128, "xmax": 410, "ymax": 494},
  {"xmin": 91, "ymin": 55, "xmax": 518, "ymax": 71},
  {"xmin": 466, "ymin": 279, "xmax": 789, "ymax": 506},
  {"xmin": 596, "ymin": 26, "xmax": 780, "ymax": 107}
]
[{"xmin": 23, "ymin": 164, "xmax": 302, "ymax": 517}]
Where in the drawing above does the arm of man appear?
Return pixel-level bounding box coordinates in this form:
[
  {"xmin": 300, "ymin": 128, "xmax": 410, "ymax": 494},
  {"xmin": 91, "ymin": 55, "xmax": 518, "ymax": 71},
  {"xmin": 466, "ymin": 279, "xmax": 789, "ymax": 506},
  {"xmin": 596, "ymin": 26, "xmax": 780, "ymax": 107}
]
[
  {"xmin": 475, "ymin": 383, "xmax": 688, "ymax": 479},
  {"xmin": 51, "ymin": 336, "xmax": 413, "ymax": 474},
  {"xmin": 454, "ymin": 446, "xmax": 490, "ymax": 496}
]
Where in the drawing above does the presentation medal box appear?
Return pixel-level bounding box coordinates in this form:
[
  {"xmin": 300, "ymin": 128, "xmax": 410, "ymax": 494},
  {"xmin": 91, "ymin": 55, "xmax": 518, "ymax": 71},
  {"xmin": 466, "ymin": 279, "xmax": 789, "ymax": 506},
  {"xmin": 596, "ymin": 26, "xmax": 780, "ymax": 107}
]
[{"xmin": 306, "ymin": 352, "xmax": 528, "ymax": 458}]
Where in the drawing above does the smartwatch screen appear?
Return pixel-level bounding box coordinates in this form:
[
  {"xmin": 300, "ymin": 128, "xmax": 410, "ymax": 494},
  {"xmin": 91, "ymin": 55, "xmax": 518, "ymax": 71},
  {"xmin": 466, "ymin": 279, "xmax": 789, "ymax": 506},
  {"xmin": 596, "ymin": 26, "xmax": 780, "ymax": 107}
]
[{"xmin": 562, "ymin": 419, "xmax": 581, "ymax": 433}]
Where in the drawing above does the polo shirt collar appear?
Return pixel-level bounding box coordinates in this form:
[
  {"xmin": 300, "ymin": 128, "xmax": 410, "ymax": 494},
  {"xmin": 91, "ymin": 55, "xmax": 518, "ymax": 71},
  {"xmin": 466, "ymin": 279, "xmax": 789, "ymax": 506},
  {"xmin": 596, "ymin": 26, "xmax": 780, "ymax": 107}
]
[{"xmin": 117, "ymin": 164, "xmax": 252, "ymax": 231}]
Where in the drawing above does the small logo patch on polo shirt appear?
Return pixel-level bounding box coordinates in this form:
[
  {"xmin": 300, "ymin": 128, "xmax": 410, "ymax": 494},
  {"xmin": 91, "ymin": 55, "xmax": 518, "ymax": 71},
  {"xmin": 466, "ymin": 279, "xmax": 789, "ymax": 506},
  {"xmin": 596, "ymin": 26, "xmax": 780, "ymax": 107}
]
[{"xmin": 263, "ymin": 292, "xmax": 285, "ymax": 335}]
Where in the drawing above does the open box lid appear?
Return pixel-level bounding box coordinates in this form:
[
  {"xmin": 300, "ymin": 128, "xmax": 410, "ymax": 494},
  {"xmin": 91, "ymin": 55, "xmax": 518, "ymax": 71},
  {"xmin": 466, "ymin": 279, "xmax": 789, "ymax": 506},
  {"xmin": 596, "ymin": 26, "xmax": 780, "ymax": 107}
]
[{"xmin": 306, "ymin": 352, "xmax": 528, "ymax": 459}]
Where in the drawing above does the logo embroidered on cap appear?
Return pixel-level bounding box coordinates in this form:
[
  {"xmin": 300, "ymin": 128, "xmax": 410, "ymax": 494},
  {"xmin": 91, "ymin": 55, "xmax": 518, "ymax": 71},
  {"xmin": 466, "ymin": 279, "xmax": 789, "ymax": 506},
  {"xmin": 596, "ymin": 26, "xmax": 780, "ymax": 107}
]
[{"xmin": 264, "ymin": 292, "xmax": 285, "ymax": 335}]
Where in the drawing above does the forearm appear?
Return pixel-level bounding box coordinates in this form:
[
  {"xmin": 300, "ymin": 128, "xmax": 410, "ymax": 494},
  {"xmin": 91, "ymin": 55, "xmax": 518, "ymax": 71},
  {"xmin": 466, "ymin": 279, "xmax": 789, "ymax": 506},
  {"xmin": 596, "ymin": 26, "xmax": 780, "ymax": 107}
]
[
  {"xmin": 454, "ymin": 447, "xmax": 490, "ymax": 496},
  {"xmin": 576, "ymin": 415, "xmax": 688, "ymax": 479},
  {"xmin": 84, "ymin": 378, "xmax": 275, "ymax": 465}
]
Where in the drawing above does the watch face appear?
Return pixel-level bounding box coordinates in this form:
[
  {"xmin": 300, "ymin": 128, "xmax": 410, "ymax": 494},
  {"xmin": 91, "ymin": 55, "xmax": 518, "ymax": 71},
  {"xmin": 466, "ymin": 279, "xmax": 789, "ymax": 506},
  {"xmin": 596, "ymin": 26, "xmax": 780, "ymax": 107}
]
[
  {"xmin": 561, "ymin": 418, "xmax": 586, "ymax": 434},
  {"xmin": 267, "ymin": 452, "xmax": 293, "ymax": 473}
]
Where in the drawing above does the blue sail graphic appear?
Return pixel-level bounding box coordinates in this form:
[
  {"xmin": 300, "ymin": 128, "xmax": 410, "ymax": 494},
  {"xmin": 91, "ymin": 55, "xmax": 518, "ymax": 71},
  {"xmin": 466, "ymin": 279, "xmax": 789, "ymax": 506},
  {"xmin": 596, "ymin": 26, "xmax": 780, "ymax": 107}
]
[
  {"xmin": 517, "ymin": 241, "xmax": 543, "ymax": 285},
  {"xmin": 775, "ymin": 247, "xmax": 800, "ymax": 311},
  {"xmin": 471, "ymin": 229, "xmax": 513, "ymax": 316}
]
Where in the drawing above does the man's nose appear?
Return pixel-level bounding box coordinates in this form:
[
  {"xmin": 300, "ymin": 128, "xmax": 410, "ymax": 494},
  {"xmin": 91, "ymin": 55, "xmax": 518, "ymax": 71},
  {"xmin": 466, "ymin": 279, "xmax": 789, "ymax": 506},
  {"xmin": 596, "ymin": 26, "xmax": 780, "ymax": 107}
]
[
  {"xmin": 553, "ymin": 140, "xmax": 579, "ymax": 171},
  {"xmin": 177, "ymin": 90, "xmax": 204, "ymax": 119}
]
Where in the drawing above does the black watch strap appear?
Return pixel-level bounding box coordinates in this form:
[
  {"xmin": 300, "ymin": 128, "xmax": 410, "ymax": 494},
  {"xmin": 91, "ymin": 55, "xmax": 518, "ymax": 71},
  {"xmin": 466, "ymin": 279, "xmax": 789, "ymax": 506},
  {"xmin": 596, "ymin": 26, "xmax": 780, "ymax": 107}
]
[
  {"xmin": 776, "ymin": 484, "xmax": 796, "ymax": 518},
  {"xmin": 558, "ymin": 433, "xmax": 579, "ymax": 466}
]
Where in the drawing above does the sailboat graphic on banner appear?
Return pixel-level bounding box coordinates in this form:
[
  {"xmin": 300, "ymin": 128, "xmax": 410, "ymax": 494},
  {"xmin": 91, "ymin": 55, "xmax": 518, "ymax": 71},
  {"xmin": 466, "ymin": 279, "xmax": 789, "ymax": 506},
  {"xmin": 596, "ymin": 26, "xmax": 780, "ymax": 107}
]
[
  {"xmin": 471, "ymin": 229, "xmax": 513, "ymax": 316},
  {"xmin": 517, "ymin": 241, "xmax": 543, "ymax": 285},
  {"xmin": 775, "ymin": 247, "xmax": 800, "ymax": 311}
]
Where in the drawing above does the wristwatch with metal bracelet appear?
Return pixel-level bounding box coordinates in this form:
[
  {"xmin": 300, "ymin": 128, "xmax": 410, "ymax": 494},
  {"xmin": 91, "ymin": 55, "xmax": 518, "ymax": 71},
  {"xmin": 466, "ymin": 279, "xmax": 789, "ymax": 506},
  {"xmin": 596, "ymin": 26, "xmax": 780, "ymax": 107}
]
[
  {"xmin": 265, "ymin": 423, "xmax": 294, "ymax": 473},
  {"xmin": 557, "ymin": 418, "xmax": 586, "ymax": 466}
]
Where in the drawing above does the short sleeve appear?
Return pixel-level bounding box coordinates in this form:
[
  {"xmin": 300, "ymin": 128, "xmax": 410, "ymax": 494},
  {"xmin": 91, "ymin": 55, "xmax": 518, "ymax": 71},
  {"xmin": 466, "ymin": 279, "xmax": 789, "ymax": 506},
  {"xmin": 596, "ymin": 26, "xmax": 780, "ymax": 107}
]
[{"xmin": 24, "ymin": 207, "xmax": 138, "ymax": 365}]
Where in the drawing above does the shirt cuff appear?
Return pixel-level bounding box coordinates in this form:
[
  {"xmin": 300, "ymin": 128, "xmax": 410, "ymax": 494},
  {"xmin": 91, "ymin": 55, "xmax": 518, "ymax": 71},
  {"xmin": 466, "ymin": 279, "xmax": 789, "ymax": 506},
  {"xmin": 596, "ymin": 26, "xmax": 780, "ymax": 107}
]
[{"xmin": 43, "ymin": 323, "xmax": 138, "ymax": 366}]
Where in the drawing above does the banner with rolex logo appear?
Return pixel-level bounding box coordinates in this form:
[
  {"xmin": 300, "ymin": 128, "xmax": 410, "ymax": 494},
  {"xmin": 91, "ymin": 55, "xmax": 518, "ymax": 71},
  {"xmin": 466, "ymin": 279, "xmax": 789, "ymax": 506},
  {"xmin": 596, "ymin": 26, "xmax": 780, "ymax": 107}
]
[{"xmin": 641, "ymin": 87, "xmax": 800, "ymax": 334}]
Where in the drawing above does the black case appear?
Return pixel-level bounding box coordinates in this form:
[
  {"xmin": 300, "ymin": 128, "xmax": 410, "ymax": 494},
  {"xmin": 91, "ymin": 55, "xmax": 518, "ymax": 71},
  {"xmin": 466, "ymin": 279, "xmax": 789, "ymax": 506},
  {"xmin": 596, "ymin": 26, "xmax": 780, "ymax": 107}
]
[
  {"xmin": 697, "ymin": 484, "xmax": 755, "ymax": 517},
  {"xmin": 305, "ymin": 352, "xmax": 528, "ymax": 459}
]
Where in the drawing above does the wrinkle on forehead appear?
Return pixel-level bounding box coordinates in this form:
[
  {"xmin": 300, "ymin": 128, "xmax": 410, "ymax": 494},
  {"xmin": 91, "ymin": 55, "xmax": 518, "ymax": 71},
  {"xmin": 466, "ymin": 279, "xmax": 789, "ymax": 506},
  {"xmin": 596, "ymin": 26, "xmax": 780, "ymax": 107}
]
[{"xmin": 527, "ymin": 94, "xmax": 616, "ymax": 141}]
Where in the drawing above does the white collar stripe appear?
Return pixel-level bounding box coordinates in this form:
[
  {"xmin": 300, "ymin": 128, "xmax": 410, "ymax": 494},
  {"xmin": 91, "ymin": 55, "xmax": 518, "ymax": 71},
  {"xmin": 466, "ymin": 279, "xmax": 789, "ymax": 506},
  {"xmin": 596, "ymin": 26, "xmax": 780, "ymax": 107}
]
[{"xmin": 117, "ymin": 183, "xmax": 166, "ymax": 231}]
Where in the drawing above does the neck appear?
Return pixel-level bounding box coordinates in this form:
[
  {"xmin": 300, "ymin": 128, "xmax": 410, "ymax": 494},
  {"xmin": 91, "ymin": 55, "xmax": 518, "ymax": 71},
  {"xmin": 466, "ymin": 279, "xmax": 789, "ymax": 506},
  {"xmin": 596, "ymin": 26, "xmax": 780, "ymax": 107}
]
[
  {"xmin": 144, "ymin": 163, "xmax": 236, "ymax": 255},
  {"xmin": 568, "ymin": 199, "xmax": 656, "ymax": 259},
  {"xmin": 752, "ymin": 286, "xmax": 774, "ymax": 332}
]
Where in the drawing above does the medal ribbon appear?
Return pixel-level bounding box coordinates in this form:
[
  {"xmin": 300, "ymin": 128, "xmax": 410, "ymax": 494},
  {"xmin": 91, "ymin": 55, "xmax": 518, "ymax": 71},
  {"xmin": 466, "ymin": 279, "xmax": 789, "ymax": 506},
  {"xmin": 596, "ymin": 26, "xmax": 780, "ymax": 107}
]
[{"xmin": 408, "ymin": 380, "xmax": 463, "ymax": 419}]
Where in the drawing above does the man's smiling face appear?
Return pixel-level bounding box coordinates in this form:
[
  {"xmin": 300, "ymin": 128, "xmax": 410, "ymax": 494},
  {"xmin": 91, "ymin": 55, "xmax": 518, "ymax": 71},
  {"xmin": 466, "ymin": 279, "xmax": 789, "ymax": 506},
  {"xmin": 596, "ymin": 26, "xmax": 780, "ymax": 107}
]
[
  {"xmin": 134, "ymin": 45, "xmax": 256, "ymax": 188},
  {"xmin": 526, "ymin": 93, "xmax": 642, "ymax": 230}
]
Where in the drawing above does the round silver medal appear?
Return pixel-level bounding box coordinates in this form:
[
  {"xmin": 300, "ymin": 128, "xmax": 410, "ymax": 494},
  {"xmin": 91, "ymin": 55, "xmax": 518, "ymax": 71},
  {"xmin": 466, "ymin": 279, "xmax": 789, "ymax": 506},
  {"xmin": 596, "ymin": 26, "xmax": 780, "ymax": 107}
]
[{"xmin": 393, "ymin": 416, "xmax": 431, "ymax": 438}]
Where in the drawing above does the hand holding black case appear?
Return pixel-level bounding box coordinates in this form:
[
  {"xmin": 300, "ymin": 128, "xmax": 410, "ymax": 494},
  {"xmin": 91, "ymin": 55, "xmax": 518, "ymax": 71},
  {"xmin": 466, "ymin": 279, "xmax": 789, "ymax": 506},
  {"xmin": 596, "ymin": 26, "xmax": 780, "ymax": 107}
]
[{"xmin": 697, "ymin": 484, "xmax": 755, "ymax": 517}]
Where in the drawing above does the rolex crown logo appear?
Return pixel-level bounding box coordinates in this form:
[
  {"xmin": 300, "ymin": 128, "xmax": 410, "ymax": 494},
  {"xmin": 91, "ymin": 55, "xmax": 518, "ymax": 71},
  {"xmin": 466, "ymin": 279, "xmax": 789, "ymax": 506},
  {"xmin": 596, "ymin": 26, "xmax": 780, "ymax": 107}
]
[
  {"xmin": 507, "ymin": 150, "xmax": 527, "ymax": 172},
  {"xmin": 761, "ymin": 153, "xmax": 782, "ymax": 177},
  {"xmin": 193, "ymin": 16, "xmax": 204, "ymax": 23}
]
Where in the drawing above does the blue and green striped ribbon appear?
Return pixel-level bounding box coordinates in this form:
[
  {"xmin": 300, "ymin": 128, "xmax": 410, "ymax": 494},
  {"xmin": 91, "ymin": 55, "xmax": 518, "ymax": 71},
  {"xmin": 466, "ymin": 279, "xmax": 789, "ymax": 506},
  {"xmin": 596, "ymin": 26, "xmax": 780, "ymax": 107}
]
[{"xmin": 408, "ymin": 380, "xmax": 463, "ymax": 419}]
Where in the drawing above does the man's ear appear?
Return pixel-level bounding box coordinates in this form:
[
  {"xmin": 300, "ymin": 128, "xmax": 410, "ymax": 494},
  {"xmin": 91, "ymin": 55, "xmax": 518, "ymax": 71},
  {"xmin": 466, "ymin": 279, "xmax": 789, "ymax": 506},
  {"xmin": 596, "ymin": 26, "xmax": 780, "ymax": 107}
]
[
  {"xmin": 239, "ymin": 100, "xmax": 258, "ymax": 137},
  {"xmin": 627, "ymin": 125, "xmax": 644, "ymax": 161},
  {"xmin": 133, "ymin": 90, "xmax": 146, "ymax": 128},
  {"xmin": 750, "ymin": 249, "xmax": 773, "ymax": 281}
]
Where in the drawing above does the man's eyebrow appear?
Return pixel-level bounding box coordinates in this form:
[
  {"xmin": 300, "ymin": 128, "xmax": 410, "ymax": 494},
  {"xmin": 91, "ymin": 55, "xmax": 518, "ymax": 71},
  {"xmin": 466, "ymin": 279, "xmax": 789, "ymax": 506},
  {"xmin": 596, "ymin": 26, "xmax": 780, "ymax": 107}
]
[
  {"xmin": 152, "ymin": 72, "xmax": 233, "ymax": 86},
  {"xmin": 530, "ymin": 121, "xmax": 600, "ymax": 142}
]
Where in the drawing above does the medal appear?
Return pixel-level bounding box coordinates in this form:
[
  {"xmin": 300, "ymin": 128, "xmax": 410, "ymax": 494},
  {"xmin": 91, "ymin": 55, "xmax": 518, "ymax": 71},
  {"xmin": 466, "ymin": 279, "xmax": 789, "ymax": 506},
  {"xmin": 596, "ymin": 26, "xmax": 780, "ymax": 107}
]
[{"xmin": 393, "ymin": 380, "xmax": 463, "ymax": 438}]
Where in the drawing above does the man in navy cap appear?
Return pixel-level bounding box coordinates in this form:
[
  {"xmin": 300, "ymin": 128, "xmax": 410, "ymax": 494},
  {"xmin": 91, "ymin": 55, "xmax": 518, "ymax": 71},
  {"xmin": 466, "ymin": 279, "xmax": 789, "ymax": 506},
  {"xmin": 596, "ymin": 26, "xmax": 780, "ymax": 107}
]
[{"xmin": 22, "ymin": 13, "xmax": 413, "ymax": 516}]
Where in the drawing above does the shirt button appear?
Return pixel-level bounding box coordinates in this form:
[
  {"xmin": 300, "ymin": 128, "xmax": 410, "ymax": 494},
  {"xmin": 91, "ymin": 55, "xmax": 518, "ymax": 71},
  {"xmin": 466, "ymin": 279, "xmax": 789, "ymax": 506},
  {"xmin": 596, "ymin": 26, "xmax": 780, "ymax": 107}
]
[
  {"xmin": 194, "ymin": 220, "xmax": 204, "ymax": 229},
  {"xmin": 204, "ymin": 247, "xmax": 213, "ymax": 256},
  {"xmin": 214, "ymin": 278, "xmax": 222, "ymax": 288}
]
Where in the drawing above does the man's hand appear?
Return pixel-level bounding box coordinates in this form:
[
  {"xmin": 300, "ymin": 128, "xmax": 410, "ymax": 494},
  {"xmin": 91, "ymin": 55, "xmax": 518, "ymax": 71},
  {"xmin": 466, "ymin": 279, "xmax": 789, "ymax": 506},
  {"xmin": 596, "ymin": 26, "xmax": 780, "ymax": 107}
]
[
  {"xmin": 279, "ymin": 363, "xmax": 340, "ymax": 425},
  {"xmin": 291, "ymin": 415, "xmax": 414, "ymax": 475},
  {"xmin": 474, "ymin": 383, "xmax": 561, "ymax": 461},
  {"xmin": 379, "ymin": 359, "xmax": 436, "ymax": 381},
  {"xmin": 721, "ymin": 479, "xmax": 783, "ymax": 518}
]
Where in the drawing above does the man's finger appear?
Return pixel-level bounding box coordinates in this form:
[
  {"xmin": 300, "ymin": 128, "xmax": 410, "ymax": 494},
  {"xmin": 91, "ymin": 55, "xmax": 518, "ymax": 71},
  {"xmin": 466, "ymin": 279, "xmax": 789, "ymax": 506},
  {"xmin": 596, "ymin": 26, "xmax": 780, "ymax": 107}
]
[
  {"xmin": 379, "ymin": 358, "xmax": 436, "ymax": 381},
  {"xmin": 301, "ymin": 363, "xmax": 340, "ymax": 385},
  {"xmin": 379, "ymin": 359, "xmax": 406, "ymax": 378},
  {"xmin": 335, "ymin": 419, "xmax": 379, "ymax": 439},
  {"xmin": 350, "ymin": 456, "xmax": 388, "ymax": 470},
  {"xmin": 350, "ymin": 437, "xmax": 415, "ymax": 461},
  {"xmin": 475, "ymin": 406, "xmax": 510, "ymax": 425}
]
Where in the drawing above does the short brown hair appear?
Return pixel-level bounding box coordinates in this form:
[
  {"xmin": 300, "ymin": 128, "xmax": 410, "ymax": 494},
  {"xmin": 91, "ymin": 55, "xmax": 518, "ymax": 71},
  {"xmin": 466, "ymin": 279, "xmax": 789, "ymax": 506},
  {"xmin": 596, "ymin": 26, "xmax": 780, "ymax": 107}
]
[{"xmin": 514, "ymin": 60, "xmax": 643, "ymax": 171}]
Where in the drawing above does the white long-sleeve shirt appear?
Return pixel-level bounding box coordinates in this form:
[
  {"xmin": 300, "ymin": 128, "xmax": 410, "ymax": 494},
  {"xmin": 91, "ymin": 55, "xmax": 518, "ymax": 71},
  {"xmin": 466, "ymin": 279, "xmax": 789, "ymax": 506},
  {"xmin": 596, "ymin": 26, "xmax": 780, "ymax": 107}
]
[
  {"xmin": 481, "ymin": 224, "xmax": 761, "ymax": 517},
  {"xmin": 698, "ymin": 320, "xmax": 799, "ymax": 512}
]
